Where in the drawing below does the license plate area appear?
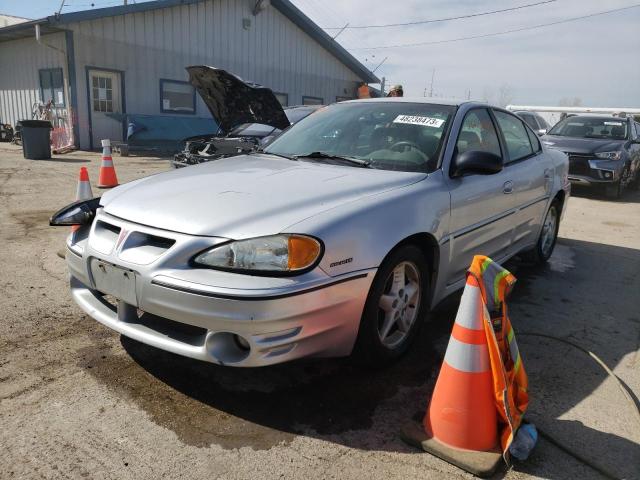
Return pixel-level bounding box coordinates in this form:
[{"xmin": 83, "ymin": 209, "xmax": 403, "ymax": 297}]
[{"xmin": 90, "ymin": 259, "xmax": 138, "ymax": 307}]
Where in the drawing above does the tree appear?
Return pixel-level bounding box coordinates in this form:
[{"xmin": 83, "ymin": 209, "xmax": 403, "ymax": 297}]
[
  {"xmin": 558, "ymin": 97, "xmax": 583, "ymax": 107},
  {"xmin": 497, "ymin": 84, "xmax": 514, "ymax": 107}
]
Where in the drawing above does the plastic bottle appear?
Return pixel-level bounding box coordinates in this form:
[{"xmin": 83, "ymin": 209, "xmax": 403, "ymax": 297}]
[{"xmin": 509, "ymin": 423, "xmax": 538, "ymax": 460}]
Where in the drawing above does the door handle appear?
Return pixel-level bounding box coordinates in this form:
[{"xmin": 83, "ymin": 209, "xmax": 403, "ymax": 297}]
[{"xmin": 503, "ymin": 181, "xmax": 514, "ymax": 194}]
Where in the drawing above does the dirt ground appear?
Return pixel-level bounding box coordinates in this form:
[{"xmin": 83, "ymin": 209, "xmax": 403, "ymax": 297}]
[{"xmin": 1, "ymin": 143, "xmax": 638, "ymax": 480}]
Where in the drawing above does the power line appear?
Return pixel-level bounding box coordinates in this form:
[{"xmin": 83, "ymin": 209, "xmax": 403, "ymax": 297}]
[
  {"xmin": 323, "ymin": 0, "xmax": 557, "ymax": 30},
  {"xmin": 350, "ymin": 4, "xmax": 640, "ymax": 50}
]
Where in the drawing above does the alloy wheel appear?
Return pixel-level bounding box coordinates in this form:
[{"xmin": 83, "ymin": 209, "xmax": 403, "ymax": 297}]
[
  {"xmin": 540, "ymin": 205, "xmax": 558, "ymax": 258},
  {"xmin": 377, "ymin": 261, "xmax": 421, "ymax": 349}
]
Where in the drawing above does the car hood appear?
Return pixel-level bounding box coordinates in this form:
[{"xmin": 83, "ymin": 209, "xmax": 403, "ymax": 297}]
[
  {"xmin": 541, "ymin": 135, "xmax": 625, "ymax": 154},
  {"xmin": 100, "ymin": 155, "xmax": 426, "ymax": 238},
  {"xmin": 187, "ymin": 65, "xmax": 290, "ymax": 134}
]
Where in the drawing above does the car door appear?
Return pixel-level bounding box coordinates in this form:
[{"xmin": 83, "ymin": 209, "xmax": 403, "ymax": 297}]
[
  {"xmin": 447, "ymin": 108, "xmax": 521, "ymax": 284},
  {"xmin": 493, "ymin": 110, "xmax": 554, "ymax": 253}
]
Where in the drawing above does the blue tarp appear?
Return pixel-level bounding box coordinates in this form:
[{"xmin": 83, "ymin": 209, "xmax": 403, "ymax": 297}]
[{"xmin": 123, "ymin": 114, "xmax": 217, "ymax": 150}]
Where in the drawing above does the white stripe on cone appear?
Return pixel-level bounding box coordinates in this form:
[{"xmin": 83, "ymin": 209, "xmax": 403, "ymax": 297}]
[{"xmin": 76, "ymin": 180, "xmax": 93, "ymax": 201}]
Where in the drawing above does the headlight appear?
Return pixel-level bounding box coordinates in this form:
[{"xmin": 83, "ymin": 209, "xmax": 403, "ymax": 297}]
[
  {"xmin": 194, "ymin": 234, "xmax": 323, "ymax": 273},
  {"xmin": 594, "ymin": 151, "xmax": 622, "ymax": 160},
  {"xmin": 49, "ymin": 197, "xmax": 101, "ymax": 226}
]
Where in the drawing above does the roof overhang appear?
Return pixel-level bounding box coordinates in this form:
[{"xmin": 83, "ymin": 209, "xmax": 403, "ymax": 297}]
[
  {"xmin": 0, "ymin": 19, "xmax": 63, "ymax": 42},
  {"xmin": 0, "ymin": 0, "xmax": 379, "ymax": 84}
]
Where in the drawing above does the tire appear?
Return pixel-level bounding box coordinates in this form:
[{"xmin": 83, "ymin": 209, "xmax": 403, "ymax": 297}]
[
  {"xmin": 604, "ymin": 181, "xmax": 622, "ymax": 199},
  {"xmin": 521, "ymin": 200, "xmax": 560, "ymax": 265},
  {"xmin": 630, "ymin": 169, "xmax": 640, "ymax": 190},
  {"xmin": 352, "ymin": 244, "xmax": 430, "ymax": 366}
]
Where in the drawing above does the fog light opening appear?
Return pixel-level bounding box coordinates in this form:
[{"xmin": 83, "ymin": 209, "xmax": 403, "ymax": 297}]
[
  {"xmin": 234, "ymin": 334, "xmax": 250, "ymax": 351},
  {"xmin": 603, "ymin": 171, "xmax": 613, "ymax": 179},
  {"xmin": 205, "ymin": 332, "xmax": 251, "ymax": 364}
]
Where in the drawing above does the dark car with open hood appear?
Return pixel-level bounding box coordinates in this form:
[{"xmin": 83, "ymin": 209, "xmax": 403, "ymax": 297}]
[
  {"xmin": 172, "ymin": 66, "xmax": 322, "ymax": 168},
  {"xmin": 541, "ymin": 115, "xmax": 640, "ymax": 198}
]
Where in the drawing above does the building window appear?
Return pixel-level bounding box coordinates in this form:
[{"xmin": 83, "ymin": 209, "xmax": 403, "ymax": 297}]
[
  {"xmin": 39, "ymin": 68, "xmax": 65, "ymax": 107},
  {"xmin": 274, "ymin": 92, "xmax": 288, "ymax": 107},
  {"xmin": 336, "ymin": 96, "xmax": 354, "ymax": 103},
  {"xmin": 92, "ymin": 74, "xmax": 114, "ymax": 112},
  {"xmin": 160, "ymin": 79, "xmax": 195, "ymax": 114},
  {"xmin": 302, "ymin": 96, "xmax": 323, "ymax": 106}
]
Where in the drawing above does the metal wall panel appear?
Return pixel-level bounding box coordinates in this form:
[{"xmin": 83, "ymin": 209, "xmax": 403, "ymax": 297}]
[
  {"xmin": 0, "ymin": 32, "xmax": 67, "ymax": 128},
  {"xmin": 69, "ymin": 0, "xmax": 362, "ymax": 148},
  {"xmin": 1, "ymin": 0, "xmax": 363, "ymax": 149}
]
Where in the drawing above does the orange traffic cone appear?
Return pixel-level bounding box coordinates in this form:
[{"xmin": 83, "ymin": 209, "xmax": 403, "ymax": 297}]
[
  {"xmin": 401, "ymin": 275, "xmax": 502, "ymax": 477},
  {"xmin": 71, "ymin": 167, "xmax": 94, "ymax": 233},
  {"xmin": 76, "ymin": 166, "xmax": 93, "ymax": 201},
  {"xmin": 97, "ymin": 139, "xmax": 118, "ymax": 188}
]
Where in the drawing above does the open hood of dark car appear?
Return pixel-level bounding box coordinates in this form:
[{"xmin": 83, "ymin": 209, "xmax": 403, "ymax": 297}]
[{"xmin": 186, "ymin": 65, "xmax": 290, "ymax": 134}]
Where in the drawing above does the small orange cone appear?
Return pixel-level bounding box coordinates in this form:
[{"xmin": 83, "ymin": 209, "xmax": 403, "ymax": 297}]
[
  {"xmin": 76, "ymin": 166, "xmax": 93, "ymax": 201},
  {"xmin": 71, "ymin": 167, "xmax": 94, "ymax": 233},
  {"xmin": 401, "ymin": 275, "xmax": 502, "ymax": 477},
  {"xmin": 97, "ymin": 139, "xmax": 118, "ymax": 188}
]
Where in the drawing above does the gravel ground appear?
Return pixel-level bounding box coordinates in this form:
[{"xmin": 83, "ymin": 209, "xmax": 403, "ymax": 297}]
[{"xmin": 0, "ymin": 144, "xmax": 638, "ymax": 480}]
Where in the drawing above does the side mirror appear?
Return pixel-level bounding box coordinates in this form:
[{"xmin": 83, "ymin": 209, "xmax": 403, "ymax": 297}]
[{"xmin": 451, "ymin": 150, "xmax": 503, "ymax": 178}]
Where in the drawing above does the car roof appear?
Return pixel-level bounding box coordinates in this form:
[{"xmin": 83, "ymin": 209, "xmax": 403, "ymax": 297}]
[
  {"xmin": 560, "ymin": 115, "xmax": 629, "ymax": 122},
  {"xmin": 341, "ymin": 97, "xmax": 475, "ymax": 107}
]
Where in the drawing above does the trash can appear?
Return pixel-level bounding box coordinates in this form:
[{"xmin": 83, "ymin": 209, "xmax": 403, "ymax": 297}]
[{"xmin": 20, "ymin": 120, "xmax": 52, "ymax": 159}]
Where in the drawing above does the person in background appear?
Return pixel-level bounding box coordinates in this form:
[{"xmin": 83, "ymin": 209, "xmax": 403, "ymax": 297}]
[{"xmin": 387, "ymin": 85, "xmax": 403, "ymax": 97}]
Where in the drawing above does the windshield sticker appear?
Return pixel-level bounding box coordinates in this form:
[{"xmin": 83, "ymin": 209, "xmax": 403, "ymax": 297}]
[
  {"xmin": 393, "ymin": 115, "xmax": 445, "ymax": 128},
  {"xmin": 604, "ymin": 121, "xmax": 623, "ymax": 126}
]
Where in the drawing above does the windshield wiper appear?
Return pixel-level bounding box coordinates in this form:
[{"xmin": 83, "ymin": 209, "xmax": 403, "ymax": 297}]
[
  {"xmin": 294, "ymin": 151, "xmax": 372, "ymax": 168},
  {"xmin": 255, "ymin": 149, "xmax": 297, "ymax": 161}
]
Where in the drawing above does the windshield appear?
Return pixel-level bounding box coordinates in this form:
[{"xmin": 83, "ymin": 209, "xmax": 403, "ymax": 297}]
[
  {"xmin": 548, "ymin": 117, "xmax": 628, "ymax": 140},
  {"xmin": 265, "ymin": 102, "xmax": 455, "ymax": 172}
]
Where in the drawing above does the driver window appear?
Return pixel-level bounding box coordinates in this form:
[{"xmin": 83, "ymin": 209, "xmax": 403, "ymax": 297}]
[{"xmin": 456, "ymin": 109, "xmax": 501, "ymax": 157}]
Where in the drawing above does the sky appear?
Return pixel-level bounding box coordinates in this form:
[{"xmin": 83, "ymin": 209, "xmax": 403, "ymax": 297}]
[{"xmin": 1, "ymin": 0, "xmax": 639, "ymax": 107}]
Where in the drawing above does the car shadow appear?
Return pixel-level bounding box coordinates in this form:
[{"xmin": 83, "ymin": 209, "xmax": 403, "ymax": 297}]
[
  {"xmin": 31, "ymin": 157, "xmax": 90, "ymax": 163},
  {"xmin": 105, "ymin": 236, "xmax": 639, "ymax": 478},
  {"xmin": 571, "ymin": 184, "xmax": 640, "ymax": 204}
]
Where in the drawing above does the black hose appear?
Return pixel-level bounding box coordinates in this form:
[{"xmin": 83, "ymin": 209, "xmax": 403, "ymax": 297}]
[{"xmin": 519, "ymin": 332, "xmax": 639, "ymax": 480}]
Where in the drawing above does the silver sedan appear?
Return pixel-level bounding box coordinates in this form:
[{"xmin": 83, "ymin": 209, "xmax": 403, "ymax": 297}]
[{"xmin": 52, "ymin": 98, "xmax": 570, "ymax": 367}]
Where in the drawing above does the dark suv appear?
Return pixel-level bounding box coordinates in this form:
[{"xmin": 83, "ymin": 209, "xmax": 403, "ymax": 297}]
[
  {"xmin": 541, "ymin": 115, "xmax": 640, "ymax": 198},
  {"xmin": 514, "ymin": 111, "xmax": 551, "ymax": 136}
]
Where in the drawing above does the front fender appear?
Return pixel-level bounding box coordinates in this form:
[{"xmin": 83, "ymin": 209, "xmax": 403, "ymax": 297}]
[{"xmin": 283, "ymin": 172, "xmax": 450, "ymax": 278}]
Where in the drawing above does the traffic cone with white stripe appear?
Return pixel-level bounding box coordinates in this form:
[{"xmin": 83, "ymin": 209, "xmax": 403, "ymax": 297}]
[
  {"xmin": 76, "ymin": 166, "xmax": 93, "ymax": 201},
  {"xmin": 71, "ymin": 166, "xmax": 94, "ymax": 234},
  {"xmin": 97, "ymin": 139, "xmax": 118, "ymax": 188},
  {"xmin": 401, "ymin": 275, "xmax": 502, "ymax": 477}
]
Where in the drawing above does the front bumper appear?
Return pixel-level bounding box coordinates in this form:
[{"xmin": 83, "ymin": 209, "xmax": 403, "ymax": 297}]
[
  {"xmin": 568, "ymin": 155, "xmax": 621, "ymax": 185},
  {"xmin": 66, "ymin": 211, "xmax": 375, "ymax": 367}
]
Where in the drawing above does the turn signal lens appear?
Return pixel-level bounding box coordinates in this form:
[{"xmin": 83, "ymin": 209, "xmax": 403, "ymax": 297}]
[{"xmin": 288, "ymin": 235, "xmax": 322, "ymax": 270}]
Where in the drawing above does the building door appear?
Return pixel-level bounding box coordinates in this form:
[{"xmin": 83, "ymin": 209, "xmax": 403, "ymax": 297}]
[{"xmin": 88, "ymin": 69, "xmax": 122, "ymax": 148}]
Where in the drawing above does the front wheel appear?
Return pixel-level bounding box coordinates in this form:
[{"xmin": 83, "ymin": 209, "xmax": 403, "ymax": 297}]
[
  {"xmin": 352, "ymin": 245, "xmax": 430, "ymax": 366},
  {"xmin": 522, "ymin": 200, "xmax": 560, "ymax": 265},
  {"xmin": 604, "ymin": 181, "xmax": 623, "ymax": 199}
]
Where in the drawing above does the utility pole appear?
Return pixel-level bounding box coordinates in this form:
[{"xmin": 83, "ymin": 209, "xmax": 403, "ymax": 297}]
[{"xmin": 429, "ymin": 68, "xmax": 436, "ymax": 97}]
